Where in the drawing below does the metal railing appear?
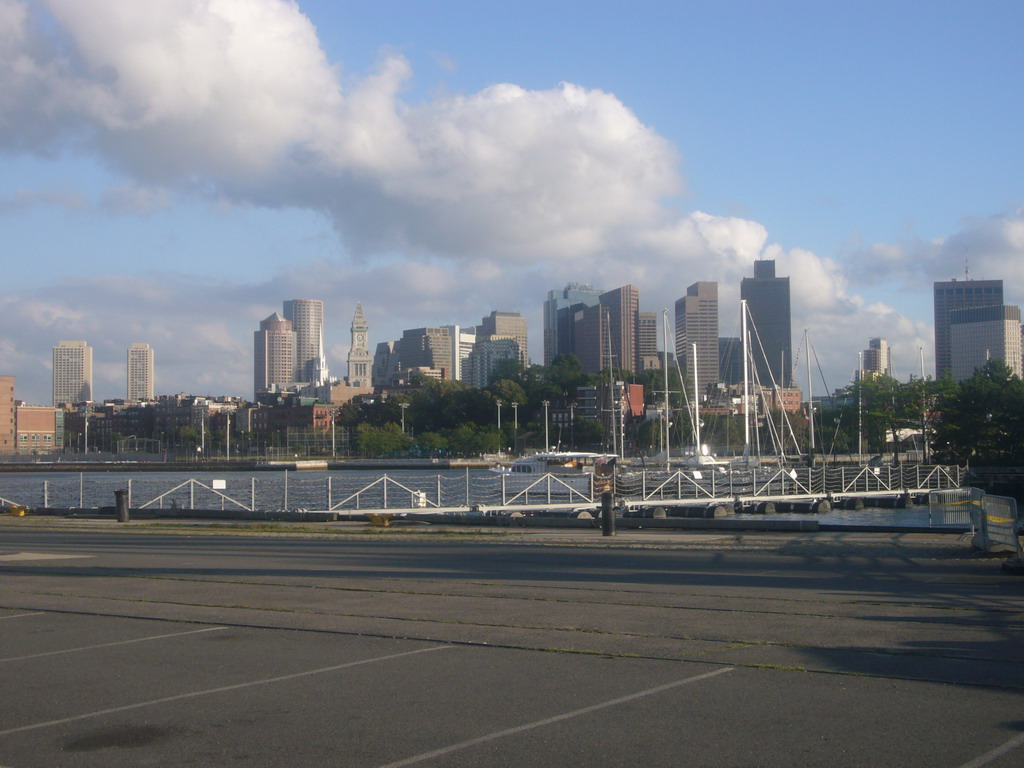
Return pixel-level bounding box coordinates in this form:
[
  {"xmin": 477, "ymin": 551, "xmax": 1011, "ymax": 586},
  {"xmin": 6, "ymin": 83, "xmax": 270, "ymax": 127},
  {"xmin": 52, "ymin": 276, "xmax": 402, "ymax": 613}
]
[{"xmin": 0, "ymin": 464, "xmax": 968, "ymax": 514}]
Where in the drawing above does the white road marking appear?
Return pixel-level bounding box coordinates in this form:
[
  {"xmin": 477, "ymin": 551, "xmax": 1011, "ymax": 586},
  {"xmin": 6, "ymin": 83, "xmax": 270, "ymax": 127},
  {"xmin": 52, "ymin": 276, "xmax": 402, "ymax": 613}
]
[
  {"xmin": 0, "ymin": 612, "xmax": 45, "ymax": 620},
  {"xmin": 0, "ymin": 626, "xmax": 230, "ymax": 663},
  {"xmin": 374, "ymin": 666, "xmax": 735, "ymax": 768},
  {"xmin": 0, "ymin": 645, "xmax": 453, "ymax": 737},
  {"xmin": 957, "ymin": 730, "xmax": 1024, "ymax": 768},
  {"xmin": 0, "ymin": 552, "xmax": 94, "ymax": 561}
]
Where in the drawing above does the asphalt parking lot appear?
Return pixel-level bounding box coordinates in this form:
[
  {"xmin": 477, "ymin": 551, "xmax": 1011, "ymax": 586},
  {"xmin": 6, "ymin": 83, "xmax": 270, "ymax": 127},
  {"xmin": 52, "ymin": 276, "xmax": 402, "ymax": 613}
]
[{"xmin": 1, "ymin": 520, "xmax": 1023, "ymax": 767}]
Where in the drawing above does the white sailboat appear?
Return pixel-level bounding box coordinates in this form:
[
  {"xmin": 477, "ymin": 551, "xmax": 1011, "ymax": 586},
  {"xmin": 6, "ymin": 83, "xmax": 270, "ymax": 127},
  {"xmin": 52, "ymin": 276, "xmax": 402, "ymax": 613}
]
[{"xmin": 683, "ymin": 342, "xmax": 726, "ymax": 468}]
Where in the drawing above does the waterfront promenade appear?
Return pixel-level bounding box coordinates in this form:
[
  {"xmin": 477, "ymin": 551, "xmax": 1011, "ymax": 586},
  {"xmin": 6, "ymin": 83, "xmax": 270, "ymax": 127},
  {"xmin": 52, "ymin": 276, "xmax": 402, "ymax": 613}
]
[{"xmin": 1, "ymin": 519, "xmax": 1023, "ymax": 767}]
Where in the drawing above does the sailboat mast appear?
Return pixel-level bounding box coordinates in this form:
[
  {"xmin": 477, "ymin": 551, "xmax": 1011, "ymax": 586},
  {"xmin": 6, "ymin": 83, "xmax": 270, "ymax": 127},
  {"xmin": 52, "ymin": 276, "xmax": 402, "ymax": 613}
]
[
  {"xmin": 741, "ymin": 299, "xmax": 751, "ymax": 461},
  {"xmin": 662, "ymin": 310, "xmax": 671, "ymax": 470},
  {"xmin": 605, "ymin": 307, "xmax": 618, "ymax": 458},
  {"xmin": 806, "ymin": 331, "xmax": 814, "ymax": 452},
  {"xmin": 692, "ymin": 342, "xmax": 701, "ymax": 454}
]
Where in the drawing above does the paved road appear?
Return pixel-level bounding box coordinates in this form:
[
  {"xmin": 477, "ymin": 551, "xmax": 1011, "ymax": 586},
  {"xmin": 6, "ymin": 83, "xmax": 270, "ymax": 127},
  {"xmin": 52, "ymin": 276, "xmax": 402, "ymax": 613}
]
[{"xmin": 1, "ymin": 520, "xmax": 1023, "ymax": 767}]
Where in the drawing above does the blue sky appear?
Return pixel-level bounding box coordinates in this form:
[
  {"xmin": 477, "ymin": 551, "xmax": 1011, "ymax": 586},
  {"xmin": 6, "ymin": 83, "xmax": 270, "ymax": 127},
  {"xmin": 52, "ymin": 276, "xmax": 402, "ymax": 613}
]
[{"xmin": 1, "ymin": 0, "xmax": 1022, "ymax": 404}]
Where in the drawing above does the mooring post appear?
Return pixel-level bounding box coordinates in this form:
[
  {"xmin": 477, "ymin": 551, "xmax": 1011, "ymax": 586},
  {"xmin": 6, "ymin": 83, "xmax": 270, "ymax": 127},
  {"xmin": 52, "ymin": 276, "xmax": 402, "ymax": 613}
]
[
  {"xmin": 114, "ymin": 488, "xmax": 129, "ymax": 523},
  {"xmin": 601, "ymin": 491, "xmax": 615, "ymax": 536}
]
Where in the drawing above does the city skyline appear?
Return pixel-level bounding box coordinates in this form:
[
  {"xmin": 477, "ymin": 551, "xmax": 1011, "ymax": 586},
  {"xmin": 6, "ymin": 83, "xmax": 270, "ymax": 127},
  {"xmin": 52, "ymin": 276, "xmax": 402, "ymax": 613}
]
[{"xmin": 1, "ymin": 1, "xmax": 1023, "ymax": 404}]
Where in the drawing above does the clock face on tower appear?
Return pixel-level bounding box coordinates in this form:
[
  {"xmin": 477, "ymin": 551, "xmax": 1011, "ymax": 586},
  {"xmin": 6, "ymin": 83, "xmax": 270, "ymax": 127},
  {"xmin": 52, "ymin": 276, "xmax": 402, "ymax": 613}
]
[{"xmin": 356, "ymin": 333, "xmax": 365, "ymax": 345}]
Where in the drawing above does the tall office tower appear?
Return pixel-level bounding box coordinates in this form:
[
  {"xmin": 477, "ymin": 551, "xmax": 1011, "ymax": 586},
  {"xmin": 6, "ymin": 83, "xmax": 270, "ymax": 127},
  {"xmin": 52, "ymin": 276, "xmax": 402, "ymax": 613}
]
[
  {"xmin": 601, "ymin": 285, "xmax": 639, "ymax": 374},
  {"xmin": 949, "ymin": 305, "xmax": 1022, "ymax": 381},
  {"xmin": 396, "ymin": 328, "xmax": 454, "ymax": 377},
  {"xmin": 52, "ymin": 340, "xmax": 93, "ymax": 405},
  {"xmin": 253, "ymin": 313, "xmax": 295, "ymax": 398},
  {"xmin": 372, "ymin": 341, "xmax": 398, "ymax": 387},
  {"xmin": 346, "ymin": 303, "xmax": 372, "ymax": 387},
  {"xmin": 283, "ymin": 299, "xmax": 328, "ymax": 387},
  {"xmin": 441, "ymin": 325, "xmax": 477, "ymax": 381},
  {"xmin": 933, "ymin": 278, "xmax": 1003, "ymax": 379},
  {"xmin": 0, "ymin": 376, "xmax": 14, "ymax": 454},
  {"xmin": 572, "ymin": 285, "xmax": 640, "ymax": 375},
  {"xmin": 638, "ymin": 312, "xmax": 660, "ymax": 370},
  {"xmin": 740, "ymin": 260, "xmax": 792, "ymax": 387},
  {"xmin": 674, "ymin": 282, "xmax": 719, "ymax": 394},
  {"xmin": 477, "ymin": 311, "xmax": 529, "ymax": 367},
  {"xmin": 464, "ymin": 337, "xmax": 523, "ymax": 388},
  {"xmin": 126, "ymin": 343, "xmax": 155, "ymax": 402},
  {"xmin": 543, "ymin": 283, "xmax": 603, "ymax": 365},
  {"xmin": 861, "ymin": 338, "xmax": 892, "ymax": 378},
  {"xmin": 719, "ymin": 337, "xmax": 743, "ymax": 386},
  {"xmin": 573, "ymin": 304, "xmax": 604, "ymax": 375}
]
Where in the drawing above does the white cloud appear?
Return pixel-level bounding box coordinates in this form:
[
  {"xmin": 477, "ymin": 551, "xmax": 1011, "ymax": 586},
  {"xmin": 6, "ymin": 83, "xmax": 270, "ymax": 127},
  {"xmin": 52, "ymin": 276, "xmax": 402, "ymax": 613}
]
[{"xmin": 848, "ymin": 207, "xmax": 1024, "ymax": 294}]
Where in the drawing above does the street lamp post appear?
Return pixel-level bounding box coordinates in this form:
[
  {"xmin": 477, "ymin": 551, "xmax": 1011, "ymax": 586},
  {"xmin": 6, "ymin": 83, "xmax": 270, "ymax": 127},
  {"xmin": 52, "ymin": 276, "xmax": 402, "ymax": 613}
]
[
  {"xmin": 511, "ymin": 402, "xmax": 519, "ymax": 454},
  {"xmin": 542, "ymin": 400, "xmax": 550, "ymax": 451},
  {"xmin": 400, "ymin": 402, "xmax": 409, "ymax": 434},
  {"xmin": 496, "ymin": 399, "xmax": 502, "ymax": 431}
]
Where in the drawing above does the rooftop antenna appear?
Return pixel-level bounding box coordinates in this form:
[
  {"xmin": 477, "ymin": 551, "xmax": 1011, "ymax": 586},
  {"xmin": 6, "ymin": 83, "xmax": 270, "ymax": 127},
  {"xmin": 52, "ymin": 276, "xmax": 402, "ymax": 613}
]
[{"xmin": 965, "ymin": 257, "xmax": 970, "ymax": 281}]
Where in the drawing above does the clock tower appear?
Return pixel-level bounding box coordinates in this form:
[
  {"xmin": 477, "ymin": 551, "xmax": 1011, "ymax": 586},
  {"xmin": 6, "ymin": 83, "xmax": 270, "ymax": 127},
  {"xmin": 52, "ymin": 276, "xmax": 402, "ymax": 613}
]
[{"xmin": 347, "ymin": 302, "xmax": 372, "ymax": 387}]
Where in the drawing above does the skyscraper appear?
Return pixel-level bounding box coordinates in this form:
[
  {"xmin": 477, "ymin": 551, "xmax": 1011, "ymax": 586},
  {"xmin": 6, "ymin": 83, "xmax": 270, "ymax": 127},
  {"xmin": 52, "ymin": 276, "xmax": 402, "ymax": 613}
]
[
  {"xmin": 52, "ymin": 340, "xmax": 93, "ymax": 405},
  {"xmin": 740, "ymin": 261, "xmax": 792, "ymax": 387},
  {"xmin": 861, "ymin": 338, "xmax": 892, "ymax": 378},
  {"xmin": 543, "ymin": 283, "xmax": 603, "ymax": 365},
  {"xmin": 949, "ymin": 305, "xmax": 1022, "ymax": 381},
  {"xmin": 283, "ymin": 299, "xmax": 328, "ymax": 387},
  {"xmin": 477, "ymin": 311, "xmax": 529, "ymax": 368},
  {"xmin": 254, "ymin": 313, "xmax": 295, "ymax": 397},
  {"xmin": 464, "ymin": 337, "xmax": 522, "ymax": 388},
  {"xmin": 395, "ymin": 328, "xmax": 453, "ymax": 377},
  {"xmin": 637, "ymin": 312, "xmax": 660, "ymax": 370},
  {"xmin": 126, "ymin": 343, "xmax": 155, "ymax": 402},
  {"xmin": 573, "ymin": 285, "xmax": 640, "ymax": 375},
  {"xmin": 442, "ymin": 325, "xmax": 477, "ymax": 382},
  {"xmin": 718, "ymin": 337, "xmax": 742, "ymax": 386},
  {"xmin": 346, "ymin": 303, "xmax": 372, "ymax": 387},
  {"xmin": 601, "ymin": 285, "xmax": 639, "ymax": 374},
  {"xmin": 933, "ymin": 278, "xmax": 1003, "ymax": 379},
  {"xmin": 674, "ymin": 282, "xmax": 719, "ymax": 394}
]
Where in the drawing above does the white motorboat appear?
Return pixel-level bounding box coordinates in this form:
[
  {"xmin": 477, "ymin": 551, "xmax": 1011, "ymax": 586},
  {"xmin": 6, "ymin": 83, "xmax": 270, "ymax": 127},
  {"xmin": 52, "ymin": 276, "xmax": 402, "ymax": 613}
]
[{"xmin": 492, "ymin": 451, "xmax": 617, "ymax": 476}]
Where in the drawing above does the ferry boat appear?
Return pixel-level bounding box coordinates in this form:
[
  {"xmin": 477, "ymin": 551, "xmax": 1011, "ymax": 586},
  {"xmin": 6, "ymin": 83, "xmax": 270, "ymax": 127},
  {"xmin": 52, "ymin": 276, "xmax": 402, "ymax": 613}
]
[{"xmin": 491, "ymin": 451, "xmax": 617, "ymax": 476}]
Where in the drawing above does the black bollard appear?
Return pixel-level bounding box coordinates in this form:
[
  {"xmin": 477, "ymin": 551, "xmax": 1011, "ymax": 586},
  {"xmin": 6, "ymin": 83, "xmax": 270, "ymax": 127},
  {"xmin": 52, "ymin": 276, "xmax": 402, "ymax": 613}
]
[
  {"xmin": 114, "ymin": 488, "xmax": 129, "ymax": 523},
  {"xmin": 601, "ymin": 491, "xmax": 615, "ymax": 536}
]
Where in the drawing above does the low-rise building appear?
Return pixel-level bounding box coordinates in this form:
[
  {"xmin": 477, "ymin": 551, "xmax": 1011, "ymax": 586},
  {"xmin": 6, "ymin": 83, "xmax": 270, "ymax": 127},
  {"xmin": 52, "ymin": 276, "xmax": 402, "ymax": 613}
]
[{"xmin": 16, "ymin": 406, "xmax": 62, "ymax": 454}]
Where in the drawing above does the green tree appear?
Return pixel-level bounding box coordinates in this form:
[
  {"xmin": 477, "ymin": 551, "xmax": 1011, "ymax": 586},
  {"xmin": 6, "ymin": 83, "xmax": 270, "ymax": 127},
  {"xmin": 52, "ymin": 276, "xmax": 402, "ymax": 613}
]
[
  {"xmin": 445, "ymin": 424, "xmax": 500, "ymax": 456},
  {"xmin": 414, "ymin": 431, "xmax": 448, "ymax": 456},
  {"xmin": 355, "ymin": 423, "xmax": 412, "ymax": 457},
  {"xmin": 487, "ymin": 379, "xmax": 528, "ymax": 410},
  {"xmin": 931, "ymin": 361, "xmax": 1024, "ymax": 465}
]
